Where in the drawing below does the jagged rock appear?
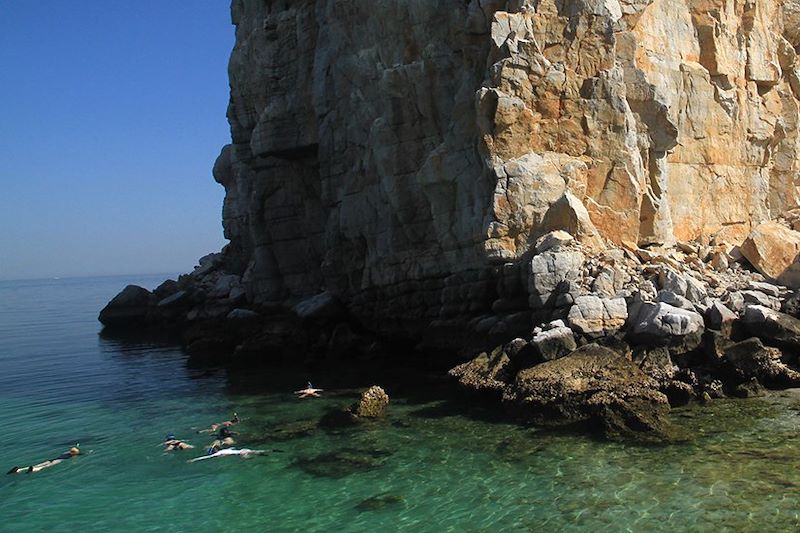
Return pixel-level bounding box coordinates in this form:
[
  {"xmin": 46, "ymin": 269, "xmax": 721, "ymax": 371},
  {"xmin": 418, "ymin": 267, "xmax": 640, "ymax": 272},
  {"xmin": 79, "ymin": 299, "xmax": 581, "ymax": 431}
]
[
  {"xmin": 633, "ymin": 346, "xmax": 677, "ymax": 383},
  {"xmin": 656, "ymin": 290, "xmax": 694, "ymax": 311},
  {"xmin": 293, "ymin": 292, "xmax": 344, "ymax": 320},
  {"xmin": 591, "ymin": 264, "xmax": 631, "ymax": 298},
  {"xmin": 566, "ymin": 296, "xmax": 627, "ymax": 338},
  {"xmin": 783, "ymin": 290, "xmax": 800, "ymax": 317},
  {"xmin": 534, "ymin": 230, "xmax": 573, "ymax": 253},
  {"xmin": 629, "ymin": 302, "xmax": 705, "ymax": 347},
  {"xmin": 191, "ymin": 253, "xmax": 224, "ymax": 279},
  {"xmin": 731, "ymin": 377, "xmax": 765, "ymax": 398},
  {"xmin": 706, "ymin": 300, "xmax": 737, "ymax": 336},
  {"xmin": 529, "ymin": 320, "xmax": 576, "ymax": 362},
  {"xmin": 98, "ymin": 285, "xmax": 155, "ymax": 327},
  {"xmin": 724, "ymin": 338, "xmax": 800, "ymax": 387},
  {"xmin": 156, "ymin": 290, "xmax": 191, "ymax": 308},
  {"xmin": 449, "ymin": 345, "xmax": 512, "ymax": 395},
  {"xmin": 658, "ymin": 269, "xmax": 707, "ymax": 304},
  {"xmin": 742, "ymin": 305, "xmax": 800, "ymax": 348},
  {"xmin": 153, "ymin": 279, "xmax": 179, "ymax": 300},
  {"xmin": 724, "ymin": 290, "xmax": 781, "ymax": 313},
  {"xmin": 503, "ymin": 344, "xmax": 676, "ymax": 442},
  {"xmin": 527, "ymin": 250, "xmax": 584, "ymax": 309},
  {"xmin": 740, "ymin": 222, "xmax": 800, "ymax": 288},
  {"xmin": 539, "ymin": 192, "xmax": 605, "ymax": 251}
]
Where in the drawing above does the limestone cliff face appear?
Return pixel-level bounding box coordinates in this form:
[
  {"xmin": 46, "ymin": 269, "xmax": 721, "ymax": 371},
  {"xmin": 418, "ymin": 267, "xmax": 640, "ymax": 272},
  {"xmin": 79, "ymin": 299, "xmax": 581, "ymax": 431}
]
[{"xmin": 214, "ymin": 0, "xmax": 800, "ymax": 336}]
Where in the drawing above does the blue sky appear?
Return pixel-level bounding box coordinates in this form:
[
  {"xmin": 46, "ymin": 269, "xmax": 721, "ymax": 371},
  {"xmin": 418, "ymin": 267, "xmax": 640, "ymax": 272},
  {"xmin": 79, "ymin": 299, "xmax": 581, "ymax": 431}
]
[{"xmin": 0, "ymin": 1, "xmax": 233, "ymax": 280}]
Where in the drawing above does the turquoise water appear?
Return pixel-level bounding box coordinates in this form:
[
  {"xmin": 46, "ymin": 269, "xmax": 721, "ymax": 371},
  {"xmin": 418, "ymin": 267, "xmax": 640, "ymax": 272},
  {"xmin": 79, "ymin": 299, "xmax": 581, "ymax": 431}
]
[{"xmin": 3, "ymin": 276, "xmax": 800, "ymax": 531}]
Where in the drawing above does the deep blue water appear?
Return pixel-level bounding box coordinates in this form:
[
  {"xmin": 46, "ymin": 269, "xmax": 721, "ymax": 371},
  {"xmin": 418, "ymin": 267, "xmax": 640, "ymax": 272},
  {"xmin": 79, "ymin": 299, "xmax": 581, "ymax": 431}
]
[{"xmin": 3, "ymin": 275, "xmax": 800, "ymax": 531}]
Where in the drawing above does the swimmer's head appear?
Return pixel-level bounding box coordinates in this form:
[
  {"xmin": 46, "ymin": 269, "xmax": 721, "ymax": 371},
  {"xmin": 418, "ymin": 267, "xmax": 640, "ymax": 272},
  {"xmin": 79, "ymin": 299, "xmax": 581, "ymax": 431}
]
[
  {"xmin": 69, "ymin": 447, "xmax": 80, "ymax": 456},
  {"xmin": 165, "ymin": 433, "xmax": 176, "ymax": 441}
]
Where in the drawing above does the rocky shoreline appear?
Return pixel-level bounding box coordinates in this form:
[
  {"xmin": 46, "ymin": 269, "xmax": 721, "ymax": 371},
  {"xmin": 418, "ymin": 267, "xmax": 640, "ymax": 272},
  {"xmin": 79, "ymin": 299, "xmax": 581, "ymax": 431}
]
[{"xmin": 100, "ymin": 213, "xmax": 800, "ymax": 443}]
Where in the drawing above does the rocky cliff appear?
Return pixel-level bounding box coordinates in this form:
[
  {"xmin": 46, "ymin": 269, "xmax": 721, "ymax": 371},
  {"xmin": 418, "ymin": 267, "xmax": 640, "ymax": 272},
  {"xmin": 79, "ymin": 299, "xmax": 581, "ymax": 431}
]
[
  {"xmin": 100, "ymin": 0, "xmax": 800, "ymax": 441},
  {"xmin": 204, "ymin": 0, "xmax": 800, "ymax": 340}
]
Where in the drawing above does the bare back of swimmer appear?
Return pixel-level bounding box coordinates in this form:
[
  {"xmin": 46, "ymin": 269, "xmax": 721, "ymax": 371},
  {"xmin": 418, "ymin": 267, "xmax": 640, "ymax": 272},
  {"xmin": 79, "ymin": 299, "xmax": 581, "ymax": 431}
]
[{"xmin": 7, "ymin": 446, "xmax": 80, "ymax": 474}]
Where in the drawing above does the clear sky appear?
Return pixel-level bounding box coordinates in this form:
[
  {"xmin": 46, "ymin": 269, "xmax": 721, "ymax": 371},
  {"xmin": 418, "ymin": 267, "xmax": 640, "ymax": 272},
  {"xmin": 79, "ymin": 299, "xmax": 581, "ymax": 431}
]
[{"xmin": 0, "ymin": 1, "xmax": 233, "ymax": 280}]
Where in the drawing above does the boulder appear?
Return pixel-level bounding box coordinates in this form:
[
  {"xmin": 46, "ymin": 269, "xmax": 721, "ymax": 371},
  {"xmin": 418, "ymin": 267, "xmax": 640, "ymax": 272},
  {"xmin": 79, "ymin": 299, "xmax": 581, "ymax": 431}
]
[
  {"xmin": 724, "ymin": 338, "xmax": 800, "ymax": 387},
  {"xmin": 629, "ymin": 302, "xmax": 705, "ymax": 347},
  {"xmin": 530, "ymin": 320, "xmax": 577, "ymax": 361},
  {"xmin": 527, "ymin": 249, "xmax": 584, "ymax": 309},
  {"xmin": 503, "ymin": 344, "xmax": 676, "ymax": 442},
  {"xmin": 352, "ymin": 386, "xmax": 390, "ymax": 418},
  {"xmin": 656, "ymin": 290, "xmax": 694, "ymax": 311},
  {"xmin": 742, "ymin": 305, "xmax": 800, "ymax": 348},
  {"xmin": 740, "ymin": 221, "xmax": 800, "ymax": 288},
  {"xmin": 534, "ymin": 230, "xmax": 573, "ymax": 253},
  {"xmin": 724, "ymin": 290, "xmax": 781, "ymax": 313},
  {"xmin": 658, "ymin": 269, "xmax": 707, "ymax": 304},
  {"xmin": 156, "ymin": 290, "xmax": 191, "ymax": 308},
  {"xmin": 98, "ymin": 285, "xmax": 155, "ymax": 327},
  {"xmin": 539, "ymin": 192, "xmax": 605, "ymax": 251},
  {"xmin": 705, "ymin": 300, "xmax": 737, "ymax": 336},
  {"xmin": 226, "ymin": 308, "xmax": 261, "ymax": 321},
  {"xmin": 566, "ymin": 296, "xmax": 627, "ymax": 338}
]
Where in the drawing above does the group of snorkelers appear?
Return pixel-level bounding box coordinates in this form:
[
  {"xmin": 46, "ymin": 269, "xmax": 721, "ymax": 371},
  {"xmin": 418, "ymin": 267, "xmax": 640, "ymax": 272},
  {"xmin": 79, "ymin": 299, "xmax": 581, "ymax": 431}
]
[
  {"xmin": 8, "ymin": 382, "xmax": 324, "ymax": 475},
  {"xmin": 162, "ymin": 412, "xmax": 240, "ymax": 455}
]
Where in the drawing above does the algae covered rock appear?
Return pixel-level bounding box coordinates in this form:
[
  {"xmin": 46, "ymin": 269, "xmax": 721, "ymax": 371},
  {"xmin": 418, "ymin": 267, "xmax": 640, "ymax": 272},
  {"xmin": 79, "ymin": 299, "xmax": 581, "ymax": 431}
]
[
  {"xmin": 353, "ymin": 386, "xmax": 390, "ymax": 418},
  {"xmin": 503, "ymin": 344, "xmax": 677, "ymax": 442}
]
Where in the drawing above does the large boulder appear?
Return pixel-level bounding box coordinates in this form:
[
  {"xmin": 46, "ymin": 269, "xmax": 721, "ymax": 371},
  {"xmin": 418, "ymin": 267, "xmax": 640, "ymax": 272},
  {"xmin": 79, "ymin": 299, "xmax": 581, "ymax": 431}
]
[
  {"xmin": 449, "ymin": 345, "xmax": 513, "ymax": 395},
  {"xmin": 742, "ymin": 305, "xmax": 800, "ymax": 348},
  {"xmin": 566, "ymin": 296, "xmax": 628, "ymax": 338},
  {"xmin": 293, "ymin": 292, "xmax": 344, "ymax": 320},
  {"xmin": 740, "ymin": 221, "xmax": 800, "ymax": 288},
  {"xmin": 629, "ymin": 302, "xmax": 705, "ymax": 348},
  {"xmin": 98, "ymin": 285, "xmax": 155, "ymax": 327},
  {"xmin": 527, "ymin": 249, "xmax": 584, "ymax": 309},
  {"xmin": 503, "ymin": 344, "xmax": 675, "ymax": 442}
]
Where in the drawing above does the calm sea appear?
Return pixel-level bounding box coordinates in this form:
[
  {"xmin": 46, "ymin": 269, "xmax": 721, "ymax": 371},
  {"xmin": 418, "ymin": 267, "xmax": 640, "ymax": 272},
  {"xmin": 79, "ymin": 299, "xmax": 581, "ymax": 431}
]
[{"xmin": 2, "ymin": 275, "xmax": 800, "ymax": 531}]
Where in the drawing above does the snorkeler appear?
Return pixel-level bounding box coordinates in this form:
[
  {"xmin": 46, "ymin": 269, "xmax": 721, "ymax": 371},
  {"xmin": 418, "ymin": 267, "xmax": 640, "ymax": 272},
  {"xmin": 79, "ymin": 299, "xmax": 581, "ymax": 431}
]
[
  {"xmin": 206, "ymin": 426, "xmax": 237, "ymax": 455},
  {"xmin": 189, "ymin": 448, "xmax": 268, "ymax": 462},
  {"xmin": 198, "ymin": 412, "xmax": 240, "ymax": 434},
  {"xmin": 6, "ymin": 445, "xmax": 80, "ymax": 474},
  {"xmin": 163, "ymin": 434, "xmax": 194, "ymax": 452},
  {"xmin": 294, "ymin": 382, "xmax": 323, "ymax": 398}
]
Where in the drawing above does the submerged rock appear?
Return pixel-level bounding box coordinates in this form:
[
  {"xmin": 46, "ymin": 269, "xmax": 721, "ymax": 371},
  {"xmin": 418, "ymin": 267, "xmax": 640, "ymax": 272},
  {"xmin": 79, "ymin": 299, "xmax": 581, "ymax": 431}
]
[
  {"xmin": 355, "ymin": 493, "xmax": 405, "ymax": 512},
  {"xmin": 292, "ymin": 448, "xmax": 392, "ymax": 478}
]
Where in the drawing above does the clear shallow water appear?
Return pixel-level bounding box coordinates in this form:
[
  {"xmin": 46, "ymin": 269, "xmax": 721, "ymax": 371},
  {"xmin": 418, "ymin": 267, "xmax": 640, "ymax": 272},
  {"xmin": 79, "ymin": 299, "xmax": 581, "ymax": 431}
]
[{"xmin": 3, "ymin": 276, "xmax": 800, "ymax": 531}]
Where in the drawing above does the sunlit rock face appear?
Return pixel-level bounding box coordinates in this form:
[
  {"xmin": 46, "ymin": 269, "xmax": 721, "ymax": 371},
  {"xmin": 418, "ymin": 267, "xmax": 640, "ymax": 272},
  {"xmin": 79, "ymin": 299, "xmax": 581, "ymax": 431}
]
[{"xmin": 214, "ymin": 0, "xmax": 800, "ymax": 335}]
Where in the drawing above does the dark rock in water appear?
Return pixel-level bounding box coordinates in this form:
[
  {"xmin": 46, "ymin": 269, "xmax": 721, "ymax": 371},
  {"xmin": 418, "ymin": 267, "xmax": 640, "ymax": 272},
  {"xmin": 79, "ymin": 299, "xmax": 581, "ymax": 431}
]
[
  {"xmin": 355, "ymin": 493, "xmax": 405, "ymax": 512},
  {"xmin": 255, "ymin": 419, "xmax": 318, "ymax": 442},
  {"xmin": 156, "ymin": 290, "xmax": 191, "ymax": 309},
  {"xmin": 352, "ymin": 386, "xmax": 389, "ymax": 418},
  {"xmin": 292, "ymin": 448, "xmax": 392, "ymax": 478},
  {"xmin": 724, "ymin": 337, "xmax": 800, "ymax": 387},
  {"xmin": 98, "ymin": 285, "xmax": 155, "ymax": 327},
  {"xmin": 503, "ymin": 344, "xmax": 678, "ymax": 443},
  {"xmin": 731, "ymin": 377, "xmax": 766, "ymax": 398}
]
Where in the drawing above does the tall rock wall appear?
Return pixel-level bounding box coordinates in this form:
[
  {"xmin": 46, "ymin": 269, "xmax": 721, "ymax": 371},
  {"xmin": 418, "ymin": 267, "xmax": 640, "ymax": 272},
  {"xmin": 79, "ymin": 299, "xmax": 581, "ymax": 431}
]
[{"xmin": 213, "ymin": 0, "xmax": 800, "ymax": 336}]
